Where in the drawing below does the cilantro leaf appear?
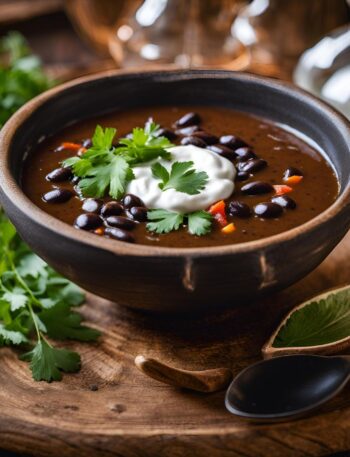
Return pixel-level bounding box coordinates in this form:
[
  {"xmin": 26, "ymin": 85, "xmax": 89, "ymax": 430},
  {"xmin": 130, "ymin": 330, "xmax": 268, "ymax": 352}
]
[
  {"xmin": 118, "ymin": 122, "xmax": 172, "ymax": 164},
  {"xmin": 152, "ymin": 161, "xmax": 208, "ymax": 195},
  {"xmin": 0, "ymin": 323, "xmax": 28, "ymax": 346},
  {"xmin": 40, "ymin": 303, "xmax": 100, "ymax": 342},
  {"xmin": 3, "ymin": 290, "xmax": 28, "ymax": 311},
  {"xmin": 91, "ymin": 125, "xmax": 116, "ymax": 150},
  {"xmin": 273, "ymin": 288, "xmax": 350, "ymax": 348},
  {"xmin": 151, "ymin": 162, "xmax": 169, "ymax": 183},
  {"xmin": 0, "ymin": 208, "xmax": 99, "ymax": 382},
  {"xmin": 147, "ymin": 209, "xmax": 184, "ymax": 234},
  {"xmin": 110, "ymin": 156, "xmax": 135, "ymax": 199},
  {"xmin": 188, "ymin": 211, "xmax": 213, "ymax": 236},
  {"xmin": 63, "ymin": 122, "xmax": 174, "ymax": 199},
  {"xmin": 17, "ymin": 253, "xmax": 47, "ymax": 278},
  {"xmin": 0, "ymin": 32, "xmax": 54, "ymax": 128},
  {"xmin": 22, "ymin": 339, "xmax": 81, "ymax": 382}
]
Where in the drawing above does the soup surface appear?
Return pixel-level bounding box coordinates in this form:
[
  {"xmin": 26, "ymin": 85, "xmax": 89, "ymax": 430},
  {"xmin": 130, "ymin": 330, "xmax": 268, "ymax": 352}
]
[{"xmin": 22, "ymin": 106, "xmax": 339, "ymax": 247}]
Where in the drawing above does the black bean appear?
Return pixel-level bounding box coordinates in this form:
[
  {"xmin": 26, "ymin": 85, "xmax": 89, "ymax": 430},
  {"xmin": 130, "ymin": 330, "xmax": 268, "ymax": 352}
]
[
  {"xmin": 235, "ymin": 147, "xmax": 257, "ymax": 162},
  {"xmin": 127, "ymin": 206, "xmax": 148, "ymax": 222},
  {"xmin": 122, "ymin": 194, "xmax": 145, "ymax": 209},
  {"xmin": 175, "ymin": 125, "xmax": 201, "ymax": 136},
  {"xmin": 239, "ymin": 159, "xmax": 267, "ymax": 173},
  {"xmin": 82, "ymin": 198, "xmax": 103, "ymax": 213},
  {"xmin": 207, "ymin": 144, "xmax": 236, "ymax": 160},
  {"xmin": 235, "ymin": 171, "xmax": 249, "ymax": 181},
  {"xmin": 155, "ymin": 127, "xmax": 177, "ymax": 141},
  {"xmin": 272, "ymin": 195, "xmax": 297, "ymax": 209},
  {"xmin": 192, "ymin": 131, "xmax": 219, "ymax": 145},
  {"xmin": 181, "ymin": 136, "xmax": 207, "ymax": 148},
  {"xmin": 228, "ymin": 201, "xmax": 251, "ymax": 218},
  {"xmin": 105, "ymin": 227, "xmax": 135, "ymax": 243},
  {"xmin": 284, "ymin": 167, "xmax": 303, "ymax": 179},
  {"xmin": 100, "ymin": 201, "xmax": 123, "ymax": 217},
  {"xmin": 254, "ymin": 202, "xmax": 283, "ymax": 218},
  {"xmin": 174, "ymin": 112, "xmax": 201, "ymax": 128},
  {"xmin": 71, "ymin": 176, "xmax": 80, "ymax": 185},
  {"xmin": 82, "ymin": 138, "xmax": 92, "ymax": 148},
  {"xmin": 42, "ymin": 188, "xmax": 73, "ymax": 203},
  {"xmin": 219, "ymin": 135, "xmax": 248, "ymax": 150},
  {"xmin": 105, "ymin": 216, "xmax": 136, "ymax": 230},
  {"xmin": 241, "ymin": 181, "xmax": 274, "ymax": 195},
  {"xmin": 46, "ymin": 167, "xmax": 73, "ymax": 183},
  {"xmin": 75, "ymin": 213, "xmax": 103, "ymax": 230}
]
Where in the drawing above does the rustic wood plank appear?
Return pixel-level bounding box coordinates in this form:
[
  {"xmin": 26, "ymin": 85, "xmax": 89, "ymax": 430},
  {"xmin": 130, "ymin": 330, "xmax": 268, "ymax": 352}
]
[
  {"xmin": 0, "ymin": 231, "xmax": 350, "ymax": 457},
  {"xmin": 0, "ymin": 0, "xmax": 63, "ymax": 24}
]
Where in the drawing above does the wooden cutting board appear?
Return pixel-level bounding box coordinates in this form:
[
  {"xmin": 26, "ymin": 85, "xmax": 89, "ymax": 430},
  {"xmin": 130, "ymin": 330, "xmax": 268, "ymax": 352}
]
[{"xmin": 0, "ymin": 230, "xmax": 350, "ymax": 457}]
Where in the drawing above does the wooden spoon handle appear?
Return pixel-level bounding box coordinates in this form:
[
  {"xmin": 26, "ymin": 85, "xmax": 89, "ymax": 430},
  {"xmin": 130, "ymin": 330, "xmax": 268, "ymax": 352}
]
[{"xmin": 135, "ymin": 355, "xmax": 232, "ymax": 393}]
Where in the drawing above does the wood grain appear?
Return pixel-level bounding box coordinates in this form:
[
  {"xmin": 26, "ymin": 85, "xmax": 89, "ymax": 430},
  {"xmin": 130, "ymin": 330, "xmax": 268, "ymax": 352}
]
[
  {"xmin": 0, "ymin": 0, "xmax": 63, "ymax": 24},
  {"xmin": 0, "ymin": 231, "xmax": 350, "ymax": 457}
]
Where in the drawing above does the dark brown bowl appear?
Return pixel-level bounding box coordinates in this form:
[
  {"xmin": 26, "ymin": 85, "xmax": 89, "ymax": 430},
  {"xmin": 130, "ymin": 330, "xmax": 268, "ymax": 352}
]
[{"xmin": 1, "ymin": 70, "xmax": 350, "ymax": 312}]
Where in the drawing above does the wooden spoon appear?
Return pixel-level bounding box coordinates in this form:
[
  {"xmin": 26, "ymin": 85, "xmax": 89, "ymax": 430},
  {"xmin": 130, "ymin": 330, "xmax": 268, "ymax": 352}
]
[{"xmin": 135, "ymin": 355, "xmax": 232, "ymax": 393}]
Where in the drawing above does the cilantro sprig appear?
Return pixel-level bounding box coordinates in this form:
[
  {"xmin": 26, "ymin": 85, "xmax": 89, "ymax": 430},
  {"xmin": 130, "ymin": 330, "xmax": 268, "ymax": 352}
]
[
  {"xmin": 0, "ymin": 211, "xmax": 100, "ymax": 382},
  {"xmin": 63, "ymin": 121, "xmax": 173, "ymax": 199},
  {"xmin": 147, "ymin": 209, "xmax": 213, "ymax": 236},
  {"xmin": 152, "ymin": 161, "xmax": 208, "ymax": 195},
  {"xmin": 0, "ymin": 32, "xmax": 54, "ymax": 128}
]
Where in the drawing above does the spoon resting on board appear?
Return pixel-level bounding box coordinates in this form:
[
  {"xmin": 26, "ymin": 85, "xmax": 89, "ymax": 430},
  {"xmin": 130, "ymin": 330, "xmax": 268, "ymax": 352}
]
[{"xmin": 225, "ymin": 354, "xmax": 350, "ymax": 421}]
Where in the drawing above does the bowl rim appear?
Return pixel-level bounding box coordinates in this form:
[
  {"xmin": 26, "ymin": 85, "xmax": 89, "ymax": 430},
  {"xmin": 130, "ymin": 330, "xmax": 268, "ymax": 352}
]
[{"xmin": 1, "ymin": 68, "xmax": 350, "ymax": 258}]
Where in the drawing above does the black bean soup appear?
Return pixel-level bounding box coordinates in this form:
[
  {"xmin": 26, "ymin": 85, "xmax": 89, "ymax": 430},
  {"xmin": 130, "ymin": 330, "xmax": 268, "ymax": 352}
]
[{"xmin": 22, "ymin": 106, "xmax": 339, "ymax": 247}]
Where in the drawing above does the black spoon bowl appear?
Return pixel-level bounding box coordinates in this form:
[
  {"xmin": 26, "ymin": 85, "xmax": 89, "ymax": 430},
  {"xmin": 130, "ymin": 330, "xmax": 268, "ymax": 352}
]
[{"xmin": 225, "ymin": 355, "xmax": 350, "ymax": 421}]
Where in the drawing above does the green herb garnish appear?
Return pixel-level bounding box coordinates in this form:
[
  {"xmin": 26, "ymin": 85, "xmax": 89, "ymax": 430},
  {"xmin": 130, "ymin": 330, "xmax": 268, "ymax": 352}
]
[
  {"xmin": 63, "ymin": 122, "xmax": 174, "ymax": 199},
  {"xmin": 0, "ymin": 32, "xmax": 54, "ymax": 128},
  {"xmin": 152, "ymin": 161, "xmax": 208, "ymax": 195},
  {"xmin": 187, "ymin": 210, "xmax": 213, "ymax": 236},
  {"xmin": 0, "ymin": 211, "xmax": 100, "ymax": 382},
  {"xmin": 147, "ymin": 209, "xmax": 213, "ymax": 236},
  {"xmin": 146, "ymin": 209, "xmax": 184, "ymax": 234},
  {"xmin": 273, "ymin": 287, "xmax": 350, "ymax": 348}
]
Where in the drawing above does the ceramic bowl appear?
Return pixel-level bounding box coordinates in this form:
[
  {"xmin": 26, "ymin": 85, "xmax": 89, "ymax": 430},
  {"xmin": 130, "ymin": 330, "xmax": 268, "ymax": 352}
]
[{"xmin": 1, "ymin": 70, "xmax": 350, "ymax": 312}]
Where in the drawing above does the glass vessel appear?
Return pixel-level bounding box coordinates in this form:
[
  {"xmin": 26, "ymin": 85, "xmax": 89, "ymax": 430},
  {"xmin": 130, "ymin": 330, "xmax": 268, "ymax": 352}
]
[
  {"xmin": 108, "ymin": 0, "xmax": 249, "ymax": 68},
  {"xmin": 233, "ymin": 0, "xmax": 349, "ymax": 74}
]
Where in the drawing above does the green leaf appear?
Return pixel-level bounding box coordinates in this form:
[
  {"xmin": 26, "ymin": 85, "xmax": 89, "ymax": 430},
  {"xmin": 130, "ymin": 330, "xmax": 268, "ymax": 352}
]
[
  {"xmin": 17, "ymin": 253, "xmax": 47, "ymax": 278},
  {"xmin": 188, "ymin": 211, "xmax": 213, "ymax": 236},
  {"xmin": 109, "ymin": 156, "xmax": 134, "ymax": 199},
  {"xmin": 0, "ymin": 323, "xmax": 27, "ymax": 346},
  {"xmin": 3, "ymin": 290, "xmax": 28, "ymax": 311},
  {"xmin": 152, "ymin": 162, "xmax": 169, "ymax": 185},
  {"xmin": 22, "ymin": 339, "xmax": 81, "ymax": 382},
  {"xmin": 153, "ymin": 161, "xmax": 209, "ymax": 195},
  {"xmin": 40, "ymin": 303, "xmax": 100, "ymax": 342},
  {"xmin": 92, "ymin": 125, "xmax": 116, "ymax": 150},
  {"xmin": 273, "ymin": 288, "xmax": 350, "ymax": 348},
  {"xmin": 147, "ymin": 209, "xmax": 184, "ymax": 234},
  {"xmin": 0, "ymin": 32, "xmax": 54, "ymax": 128}
]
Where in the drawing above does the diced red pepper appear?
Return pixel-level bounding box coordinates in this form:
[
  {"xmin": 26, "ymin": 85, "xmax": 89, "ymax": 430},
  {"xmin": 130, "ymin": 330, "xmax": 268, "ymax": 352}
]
[
  {"xmin": 209, "ymin": 200, "xmax": 227, "ymax": 226},
  {"xmin": 273, "ymin": 185, "xmax": 293, "ymax": 196},
  {"xmin": 61, "ymin": 142, "xmax": 83, "ymax": 151},
  {"xmin": 215, "ymin": 213, "xmax": 228, "ymax": 227}
]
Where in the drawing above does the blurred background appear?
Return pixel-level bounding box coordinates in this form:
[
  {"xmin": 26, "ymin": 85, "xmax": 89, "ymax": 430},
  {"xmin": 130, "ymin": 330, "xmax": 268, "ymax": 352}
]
[{"xmin": 0, "ymin": 0, "xmax": 349, "ymax": 116}]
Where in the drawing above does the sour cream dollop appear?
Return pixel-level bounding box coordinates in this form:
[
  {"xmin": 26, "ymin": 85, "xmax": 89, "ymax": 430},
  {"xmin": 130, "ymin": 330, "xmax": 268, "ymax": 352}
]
[{"xmin": 127, "ymin": 145, "xmax": 236, "ymax": 213}]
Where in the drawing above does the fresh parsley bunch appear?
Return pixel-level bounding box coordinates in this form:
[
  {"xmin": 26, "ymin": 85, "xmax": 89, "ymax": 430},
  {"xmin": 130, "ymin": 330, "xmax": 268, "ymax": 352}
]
[
  {"xmin": 0, "ymin": 211, "xmax": 100, "ymax": 382},
  {"xmin": 0, "ymin": 32, "xmax": 54, "ymax": 128}
]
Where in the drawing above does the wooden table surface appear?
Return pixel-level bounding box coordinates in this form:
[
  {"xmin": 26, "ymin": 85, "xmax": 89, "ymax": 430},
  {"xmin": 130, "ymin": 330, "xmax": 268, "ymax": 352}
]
[{"xmin": 1, "ymin": 6, "xmax": 350, "ymax": 457}]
